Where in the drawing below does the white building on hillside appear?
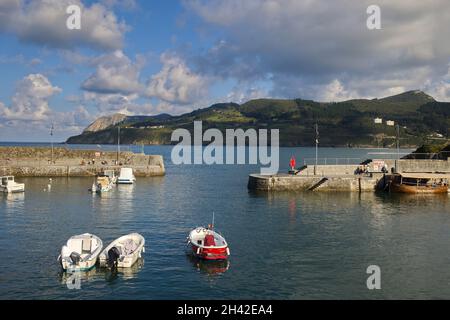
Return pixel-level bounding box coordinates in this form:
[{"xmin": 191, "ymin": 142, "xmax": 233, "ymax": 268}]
[
  {"xmin": 386, "ymin": 120, "xmax": 395, "ymax": 126},
  {"xmin": 374, "ymin": 117, "xmax": 382, "ymax": 124}
]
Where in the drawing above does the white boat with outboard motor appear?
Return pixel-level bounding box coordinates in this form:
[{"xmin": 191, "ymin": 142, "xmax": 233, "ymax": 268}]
[
  {"xmin": 90, "ymin": 175, "xmax": 114, "ymax": 193},
  {"xmin": 99, "ymin": 233, "xmax": 145, "ymax": 268},
  {"xmin": 0, "ymin": 176, "xmax": 25, "ymax": 193},
  {"xmin": 58, "ymin": 233, "xmax": 103, "ymax": 272},
  {"xmin": 187, "ymin": 213, "xmax": 230, "ymax": 261}
]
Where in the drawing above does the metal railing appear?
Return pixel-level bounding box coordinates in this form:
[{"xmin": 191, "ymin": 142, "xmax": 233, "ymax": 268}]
[
  {"xmin": 303, "ymin": 158, "xmax": 361, "ymax": 165},
  {"xmin": 368, "ymin": 151, "xmax": 450, "ymax": 160}
]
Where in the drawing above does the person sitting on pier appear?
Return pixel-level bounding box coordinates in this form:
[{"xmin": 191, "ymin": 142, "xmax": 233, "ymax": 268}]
[{"xmin": 363, "ymin": 165, "xmax": 369, "ymax": 174}]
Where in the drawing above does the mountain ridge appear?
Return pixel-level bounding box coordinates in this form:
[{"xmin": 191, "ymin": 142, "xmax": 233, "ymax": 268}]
[{"xmin": 68, "ymin": 90, "xmax": 449, "ymax": 147}]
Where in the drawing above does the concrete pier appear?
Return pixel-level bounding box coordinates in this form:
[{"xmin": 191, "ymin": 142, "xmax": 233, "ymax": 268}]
[
  {"xmin": 248, "ymin": 159, "xmax": 450, "ymax": 192},
  {"xmin": 0, "ymin": 147, "xmax": 165, "ymax": 177},
  {"xmin": 248, "ymin": 173, "xmax": 380, "ymax": 192}
]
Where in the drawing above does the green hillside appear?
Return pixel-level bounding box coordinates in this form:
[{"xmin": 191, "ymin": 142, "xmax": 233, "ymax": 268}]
[{"xmin": 66, "ymin": 90, "xmax": 449, "ymax": 147}]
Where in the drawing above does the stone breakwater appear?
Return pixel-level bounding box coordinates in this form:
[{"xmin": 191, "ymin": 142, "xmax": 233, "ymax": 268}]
[
  {"xmin": 248, "ymin": 159, "xmax": 450, "ymax": 192},
  {"xmin": 0, "ymin": 147, "xmax": 165, "ymax": 177},
  {"xmin": 248, "ymin": 173, "xmax": 380, "ymax": 192}
]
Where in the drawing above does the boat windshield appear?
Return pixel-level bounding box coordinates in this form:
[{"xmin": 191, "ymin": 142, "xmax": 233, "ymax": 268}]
[{"xmin": 1, "ymin": 177, "xmax": 13, "ymax": 184}]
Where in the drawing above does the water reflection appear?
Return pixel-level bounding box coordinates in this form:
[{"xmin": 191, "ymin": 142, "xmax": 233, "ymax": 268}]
[
  {"xmin": 116, "ymin": 184, "xmax": 135, "ymax": 218},
  {"xmin": 58, "ymin": 259, "xmax": 145, "ymax": 288},
  {"xmin": 104, "ymin": 258, "xmax": 144, "ymax": 281},
  {"xmin": 117, "ymin": 183, "xmax": 135, "ymax": 198},
  {"xmin": 186, "ymin": 254, "xmax": 230, "ymax": 276},
  {"xmin": 381, "ymin": 192, "xmax": 449, "ymax": 208},
  {"xmin": 58, "ymin": 268, "xmax": 103, "ymax": 288},
  {"xmin": 2, "ymin": 192, "xmax": 25, "ymax": 209}
]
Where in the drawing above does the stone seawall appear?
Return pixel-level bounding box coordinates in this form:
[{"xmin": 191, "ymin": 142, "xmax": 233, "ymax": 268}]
[
  {"xmin": 299, "ymin": 159, "xmax": 450, "ymax": 177},
  {"xmin": 248, "ymin": 174, "xmax": 379, "ymax": 192},
  {"xmin": 0, "ymin": 147, "xmax": 165, "ymax": 177},
  {"xmin": 248, "ymin": 159, "xmax": 450, "ymax": 192},
  {"xmin": 385, "ymin": 159, "xmax": 450, "ymax": 173}
]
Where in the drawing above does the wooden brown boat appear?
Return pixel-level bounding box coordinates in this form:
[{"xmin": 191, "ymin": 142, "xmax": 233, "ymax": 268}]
[{"xmin": 389, "ymin": 174, "xmax": 449, "ymax": 194}]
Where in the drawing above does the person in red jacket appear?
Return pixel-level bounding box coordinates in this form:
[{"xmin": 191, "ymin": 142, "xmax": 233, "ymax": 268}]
[{"xmin": 290, "ymin": 156, "xmax": 296, "ymax": 171}]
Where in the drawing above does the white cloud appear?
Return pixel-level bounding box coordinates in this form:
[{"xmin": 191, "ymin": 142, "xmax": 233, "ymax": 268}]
[
  {"xmin": 77, "ymin": 51, "xmax": 211, "ymax": 116},
  {"xmin": 316, "ymin": 79, "xmax": 355, "ymax": 102},
  {"xmin": 81, "ymin": 50, "xmax": 144, "ymax": 95},
  {"xmin": 225, "ymin": 85, "xmax": 268, "ymax": 103},
  {"xmin": 185, "ymin": 0, "xmax": 450, "ymax": 101},
  {"xmin": 0, "ymin": 0, "xmax": 128, "ymax": 50},
  {"xmin": 424, "ymin": 66, "xmax": 450, "ymax": 101},
  {"xmin": 0, "ymin": 73, "xmax": 95, "ymax": 140},
  {"xmin": 82, "ymin": 91, "xmax": 141, "ymax": 115},
  {"xmin": 145, "ymin": 53, "xmax": 208, "ymax": 105},
  {"xmin": 56, "ymin": 105, "xmax": 95, "ymax": 130},
  {"xmin": 0, "ymin": 73, "xmax": 60, "ymax": 121}
]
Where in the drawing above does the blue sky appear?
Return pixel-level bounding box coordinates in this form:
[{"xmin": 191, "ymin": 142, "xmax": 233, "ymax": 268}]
[{"xmin": 0, "ymin": 0, "xmax": 449, "ymax": 141}]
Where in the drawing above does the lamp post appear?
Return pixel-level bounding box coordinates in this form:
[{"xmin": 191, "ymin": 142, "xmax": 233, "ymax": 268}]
[
  {"xmin": 50, "ymin": 123, "xmax": 54, "ymax": 164},
  {"xmin": 315, "ymin": 123, "xmax": 319, "ymax": 175},
  {"xmin": 117, "ymin": 125, "xmax": 120, "ymax": 163},
  {"xmin": 396, "ymin": 124, "xmax": 400, "ymax": 173}
]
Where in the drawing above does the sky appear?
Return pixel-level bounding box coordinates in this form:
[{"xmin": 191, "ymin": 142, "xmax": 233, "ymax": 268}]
[{"xmin": 0, "ymin": 0, "xmax": 449, "ymax": 141}]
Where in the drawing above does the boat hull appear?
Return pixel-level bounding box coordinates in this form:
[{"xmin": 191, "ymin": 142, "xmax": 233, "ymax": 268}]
[
  {"xmin": 117, "ymin": 168, "xmax": 135, "ymax": 184},
  {"xmin": 1, "ymin": 185, "xmax": 25, "ymax": 193},
  {"xmin": 190, "ymin": 244, "xmax": 229, "ymax": 260},
  {"xmin": 99, "ymin": 233, "xmax": 145, "ymax": 268},
  {"xmin": 390, "ymin": 182, "xmax": 448, "ymax": 194},
  {"xmin": 59, "ymin": 233, "xmax": 103, "ymax": 272},
  {"xmin": 117, "ymin": 179, "xmax": 134, "ymax": 184},
  {"xmin": 188, "ymin": 228, "xmax": 230, "ymax": 261},
  {"xmin": 0, "ymin": 180, "xmax": 25, "ymax": 193},
  {"xmin": 59, "ymin": 256, "xmax": 97, "ymax": 272}
]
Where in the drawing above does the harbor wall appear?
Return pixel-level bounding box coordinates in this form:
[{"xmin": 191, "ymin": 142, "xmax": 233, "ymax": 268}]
[
  {"xmin": 248, "ymin": 159, "xmax": 450, "ymax": 192},
  {"xmin": 397, "ymin": 159, "xmax": 450, "ymax": 173},
  {"xmin": 0, "ymin": 147, "xmax": 165, "ymax": 177},
  {"xmin": 299, "ymin": 159, "xmax": 450, "ymax": 176},
  {"xmin": 248, "ymin": 174, "xmax": 379, "ymax": 192}
]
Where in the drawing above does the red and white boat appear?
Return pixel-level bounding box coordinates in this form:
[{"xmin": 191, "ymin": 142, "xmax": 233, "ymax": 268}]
[{"xmin": 187, "ymin": 227, "xmax": 230, "ymax": 261}]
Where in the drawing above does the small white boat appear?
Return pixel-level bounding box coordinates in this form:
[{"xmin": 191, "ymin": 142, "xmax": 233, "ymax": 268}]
[
  {"xmin": 117, "ymin": 168, "xmax": 136, "ymax": 184},
  {"xmin": 0, "ymin": 176, "xmax": 25, "ymax": 193},
  {"xmin": 99, "ymin": 233, "xmax": 145, "ymax": 268},
  {"xmin": 58, "ymin": 233, "xmax": 103, "ymax": 272},
  {"xmin": 91, "ymin": 175, "xmax": 114, "ymax": 193}
]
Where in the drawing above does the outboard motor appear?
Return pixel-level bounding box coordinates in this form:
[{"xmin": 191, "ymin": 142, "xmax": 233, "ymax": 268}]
[
  {"xmin": 107, "ymin": 247, "xmax": 121, "ymax": 269},
  {"xmin": 70, "ymin": 252, "xmax": 81, "ymax": 265}
]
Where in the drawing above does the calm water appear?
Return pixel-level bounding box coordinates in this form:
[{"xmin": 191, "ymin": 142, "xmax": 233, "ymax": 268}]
[{"xmin": 1, "ymin": 145, "xmax": 450, "ymax": 299}]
